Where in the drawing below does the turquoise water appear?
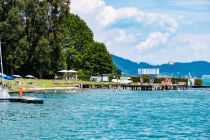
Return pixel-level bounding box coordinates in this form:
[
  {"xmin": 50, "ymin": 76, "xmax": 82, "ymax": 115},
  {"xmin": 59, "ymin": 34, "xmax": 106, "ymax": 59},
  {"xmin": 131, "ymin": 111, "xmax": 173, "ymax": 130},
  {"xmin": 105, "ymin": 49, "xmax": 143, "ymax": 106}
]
[
  {"xmin": 0, "ymin": 89, "xmax": 209, "ymax": 139},
  {"xmin": 203, "ymin": 79, "xmax": 210, "ymax": 86}
]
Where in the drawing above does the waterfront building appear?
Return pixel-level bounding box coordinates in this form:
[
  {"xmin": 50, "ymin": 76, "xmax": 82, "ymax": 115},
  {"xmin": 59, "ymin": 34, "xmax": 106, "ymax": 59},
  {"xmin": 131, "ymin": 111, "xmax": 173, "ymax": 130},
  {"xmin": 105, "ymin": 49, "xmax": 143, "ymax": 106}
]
[
  {"xmin": 138, "ymin": 68, "xmax": 160, "ymax": 77},
  {"xmin": 90, "ymin": 74, "xmax": 109, "ymax": 82}
]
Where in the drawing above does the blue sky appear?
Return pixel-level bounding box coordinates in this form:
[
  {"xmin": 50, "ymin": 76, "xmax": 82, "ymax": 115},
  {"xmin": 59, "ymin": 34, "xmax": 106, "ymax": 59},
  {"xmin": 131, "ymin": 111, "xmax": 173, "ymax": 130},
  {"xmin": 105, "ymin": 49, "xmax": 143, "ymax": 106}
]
[{"xmin": 71, "ymin": 0, "xmax": 210, "ymax": 64}]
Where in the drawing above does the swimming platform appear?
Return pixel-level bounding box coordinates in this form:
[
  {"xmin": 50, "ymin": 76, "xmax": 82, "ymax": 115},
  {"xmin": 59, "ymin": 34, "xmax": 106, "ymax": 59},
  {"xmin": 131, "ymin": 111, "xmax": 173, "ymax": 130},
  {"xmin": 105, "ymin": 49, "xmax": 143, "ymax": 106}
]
[{"xmin": 0, "ymin": 96, "xmax": 43, "ymax": 104}]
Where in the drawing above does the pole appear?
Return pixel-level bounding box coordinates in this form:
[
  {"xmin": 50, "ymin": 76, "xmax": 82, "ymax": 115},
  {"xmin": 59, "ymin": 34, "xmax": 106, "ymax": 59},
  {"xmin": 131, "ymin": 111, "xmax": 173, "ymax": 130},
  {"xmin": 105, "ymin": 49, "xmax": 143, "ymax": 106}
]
[{"xmin": 0, "ymin": 39, "xmax": 4, "ymax": 85}]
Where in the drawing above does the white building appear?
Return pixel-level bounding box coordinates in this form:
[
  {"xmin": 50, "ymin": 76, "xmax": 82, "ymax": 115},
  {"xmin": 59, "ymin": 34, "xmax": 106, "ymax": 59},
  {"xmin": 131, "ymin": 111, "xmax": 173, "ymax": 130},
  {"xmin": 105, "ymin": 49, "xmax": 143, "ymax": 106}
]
[
  {"xmin": 111, "ymin": 76, "xmax": 133, "ymax": 84},
  {"xmin": 138, "ymin": 68, "xmax": 160, "ymax": 76},
  {"xmin": 90, "ymin": 74, "xmax": 109, "ymax": 82},
  {"xmin": 101, "ymin": 74, "xmax": 109, "ymax": 82},
  {"xmin": 188, "ymin": 78, "xmax": 195, "ymax": 86},
  {"xmin": 90, "ymin": 76, "xmax": 102, "ymax": 82}
]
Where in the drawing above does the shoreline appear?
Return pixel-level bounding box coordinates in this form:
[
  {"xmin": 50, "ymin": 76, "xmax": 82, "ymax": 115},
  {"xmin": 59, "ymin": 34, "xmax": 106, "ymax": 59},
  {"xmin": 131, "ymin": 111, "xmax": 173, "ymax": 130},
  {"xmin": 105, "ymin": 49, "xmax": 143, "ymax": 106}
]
[
  {"xmin": 8, "ymin": 83, "xmax": 210, "ymax": 94},
  {"xmin": 9, "ymin": 87, "xmax": 78, "ymax": 93}
]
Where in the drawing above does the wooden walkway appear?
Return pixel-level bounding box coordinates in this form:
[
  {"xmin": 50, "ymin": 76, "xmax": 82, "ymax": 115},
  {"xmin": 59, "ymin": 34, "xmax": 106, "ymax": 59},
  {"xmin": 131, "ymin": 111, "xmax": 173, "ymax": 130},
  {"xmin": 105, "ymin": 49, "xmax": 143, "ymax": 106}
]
[
  {"xmin": 82, "ymin": 84, "xmax": 188, "ymax": 91},
  {"xmin": 192, "ymin": 86, "xmax": 210, "ymax": 88}
]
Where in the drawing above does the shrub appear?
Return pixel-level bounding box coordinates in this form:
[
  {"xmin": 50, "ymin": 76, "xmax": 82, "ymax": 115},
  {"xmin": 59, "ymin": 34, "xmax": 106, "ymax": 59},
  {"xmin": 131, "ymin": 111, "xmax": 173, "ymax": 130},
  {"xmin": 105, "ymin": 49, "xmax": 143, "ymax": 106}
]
[{"xmin": 195, "ymin": 79, "xmax": 202, "ymax": 86}]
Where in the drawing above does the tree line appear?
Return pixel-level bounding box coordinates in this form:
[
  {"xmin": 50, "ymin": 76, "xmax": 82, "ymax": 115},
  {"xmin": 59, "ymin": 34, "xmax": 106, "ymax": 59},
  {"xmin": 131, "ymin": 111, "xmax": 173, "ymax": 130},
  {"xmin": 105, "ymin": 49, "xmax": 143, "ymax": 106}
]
[{"xmin": 0, "ymin": 0, "xmax": 116, "ymax": 79}]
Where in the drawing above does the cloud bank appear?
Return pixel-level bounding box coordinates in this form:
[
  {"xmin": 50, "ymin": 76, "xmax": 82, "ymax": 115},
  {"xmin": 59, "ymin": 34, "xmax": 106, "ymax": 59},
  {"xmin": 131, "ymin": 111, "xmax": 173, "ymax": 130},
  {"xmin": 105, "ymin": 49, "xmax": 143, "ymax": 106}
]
[{"xmin": 71, "ymin": 0, "xmax": 210, "ymax": 64}]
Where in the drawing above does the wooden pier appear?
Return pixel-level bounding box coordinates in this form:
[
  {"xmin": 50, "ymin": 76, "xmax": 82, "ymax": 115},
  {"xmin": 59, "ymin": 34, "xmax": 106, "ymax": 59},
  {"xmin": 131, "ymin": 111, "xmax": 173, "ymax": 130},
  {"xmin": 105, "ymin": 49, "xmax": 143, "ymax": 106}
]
[
  {"xmin": 0, "ymin": 96, "xmax": 44, "ymax": 104},
  {"xmin": 192, "ymin": 86, "xmax": 210, "ymax": 88},
  {"xmin": 82, "ymin": 83, "xmax": 188, "ymax": 91}
]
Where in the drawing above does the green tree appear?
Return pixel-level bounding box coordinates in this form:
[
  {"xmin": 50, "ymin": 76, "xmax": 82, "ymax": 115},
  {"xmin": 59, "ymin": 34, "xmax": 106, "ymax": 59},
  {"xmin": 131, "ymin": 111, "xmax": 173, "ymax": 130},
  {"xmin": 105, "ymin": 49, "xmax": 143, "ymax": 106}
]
[
  {"xmin": 0, "ymin": 0, "xmax": 26, "ymax": 74},
  {"xmin": 34, "ymin": 36, "xmax": 51, "ymax": 78},
  {"xmin": 63, "ymin": 14, "xmax": 93, "ymax": 52},
  {"xmin": 82, "ymin": 42, "xmax": 115, "ymax": 76},
  {"xmin": 63, "ymin": 13, "xmax": 94, "ymax": 70},
  {"xmin": 114, "ymin": 67, "xmax": 122, "ymax": 76},
  {"xmin": 0, "ymin": 0, "xmax": 116, "ymax": 79},
  {"xmin": 47, "ymin": 0, "xmax": 70, "ymax": 74}
]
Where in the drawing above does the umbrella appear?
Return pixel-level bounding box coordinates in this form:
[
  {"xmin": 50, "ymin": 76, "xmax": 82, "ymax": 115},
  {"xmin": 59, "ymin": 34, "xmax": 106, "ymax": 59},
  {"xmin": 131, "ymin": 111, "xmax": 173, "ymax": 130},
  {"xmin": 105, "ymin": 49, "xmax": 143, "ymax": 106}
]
[
  {"xmin": 58, "ymin": 70, "xmax": 68, "ymax": 73},
  {"xmin": 58, "ymin": 70, "xmax": 77, "ymax": 73},
  {"xmin": 58, "ymin": 70, "xmax": 78, "ymax": 80},
  {"xmin": 13, "ymin": 75, "xmax": 22, "ymax": 78},
  {"xmin": 66, "ymin": 70, "xmax": 77, "ymax": 73},
  {"xmin": 25, "ymin": 75, "xmax": 35, "ymax": 79}
]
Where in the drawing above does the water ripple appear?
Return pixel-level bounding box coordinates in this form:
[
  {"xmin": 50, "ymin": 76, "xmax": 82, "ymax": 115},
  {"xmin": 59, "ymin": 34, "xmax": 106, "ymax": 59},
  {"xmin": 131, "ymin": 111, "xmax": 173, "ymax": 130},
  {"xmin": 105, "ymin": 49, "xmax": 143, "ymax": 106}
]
[{"xmin": 0, "ymin": 89, "xmax": 209, "ymax": 139}]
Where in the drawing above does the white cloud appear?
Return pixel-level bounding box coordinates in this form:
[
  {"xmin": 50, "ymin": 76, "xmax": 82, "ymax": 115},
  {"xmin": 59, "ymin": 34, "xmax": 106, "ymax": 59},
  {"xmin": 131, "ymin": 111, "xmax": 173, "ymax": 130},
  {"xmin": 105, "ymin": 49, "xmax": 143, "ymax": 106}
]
[
  {"xmin": 71, "ymin": 0, "xmax": 178, "ymax": 31},
  {"xmin": 71, "ymin": 0, "xmax": 105, "ymax": 14},
  {"xmin": 72, "ymin": 0, "xmax": 178, "ymax": 54},
  {"xmin": 71, "ymin": 0, "xmax": 210, "ymax": 64},
  {"xmin": 176, "ymin": 34, "xmax": 210, "ymax": 52},
  {"xmin": 137, "ymin": 34, "xmax": 210, "ymax": 64},
  {"xmin": 136, "ymin": 32, "xmax": 169, "ymax": 53},
  {"xmin": 114, "ymin": 30, "xmax": 137, "ymax": 43}
]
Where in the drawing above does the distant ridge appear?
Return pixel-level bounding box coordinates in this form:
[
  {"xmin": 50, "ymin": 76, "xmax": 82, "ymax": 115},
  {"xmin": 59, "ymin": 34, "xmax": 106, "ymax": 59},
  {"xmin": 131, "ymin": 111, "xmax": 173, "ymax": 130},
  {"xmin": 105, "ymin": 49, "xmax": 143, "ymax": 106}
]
[{"xmin": 112, "ymin": 55, "xmax": 210, "ymax": 77}]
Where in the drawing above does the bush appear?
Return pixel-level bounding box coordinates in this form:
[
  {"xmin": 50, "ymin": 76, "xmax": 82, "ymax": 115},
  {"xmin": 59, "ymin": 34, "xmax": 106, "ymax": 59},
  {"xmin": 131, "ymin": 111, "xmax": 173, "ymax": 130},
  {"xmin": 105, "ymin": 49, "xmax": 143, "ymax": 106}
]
[
  {"xmin": 77, "ymin": 70, "xmax": 91, "ymax": 81},
  {"xmin": 195, "ymin": 79, "xmax": 202, "ymax": 86},
  {"xmin": 171, "ymin": 78, "xmax": 188, "ymax": 84},
  {"xmin": 131, "ymin": 76, "xmax": 149, "ymax": 83}
]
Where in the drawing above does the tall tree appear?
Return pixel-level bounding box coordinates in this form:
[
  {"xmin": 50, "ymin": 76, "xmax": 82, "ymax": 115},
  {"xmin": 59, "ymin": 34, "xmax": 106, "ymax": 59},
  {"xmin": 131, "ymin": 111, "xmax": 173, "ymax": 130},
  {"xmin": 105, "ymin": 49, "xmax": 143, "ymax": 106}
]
[
  {"xmin": 82, "ymin": 42, "xmax": 115, "ymax": 76},
  {"xmin": 63, "ymin": 14, "xmax": 93, "ymax": 52},
  {"xmin": 0, "ymin": 0, "xmax": 27, "ymax": 74},
  {"xmin": 0, "ymin": 0, "xmax": 116, "ymax": 79},
  {"xmin": 63, "ymin": 13, "xmax": 94, "ymax": 70},
  {"xmin": 34, "ymin": 36, "xmax": 51, "ymax": 78},
  {"xmin": 47, "ymin": 0, "xmax": 70, "ymax": 74}
]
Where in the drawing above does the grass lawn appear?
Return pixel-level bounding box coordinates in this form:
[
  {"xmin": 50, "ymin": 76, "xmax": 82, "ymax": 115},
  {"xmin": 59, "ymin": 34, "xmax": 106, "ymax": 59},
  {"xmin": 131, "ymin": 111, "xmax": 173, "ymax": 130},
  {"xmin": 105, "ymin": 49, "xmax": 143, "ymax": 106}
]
[{"xmin": 5, "ymin": 79, "xmax": 116, "ymax": 92}]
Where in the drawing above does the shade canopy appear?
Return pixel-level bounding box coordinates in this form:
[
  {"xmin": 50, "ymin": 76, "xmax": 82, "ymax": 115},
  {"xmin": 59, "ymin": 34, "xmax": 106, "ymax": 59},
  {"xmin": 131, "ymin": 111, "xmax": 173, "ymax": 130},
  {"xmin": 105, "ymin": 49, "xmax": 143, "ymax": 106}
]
[
  {"xmin": 25, "ymin": 75, "xmax": 35, "ymax": 79},
  {"xmin": 58, "ymin": 70, "xmax": 67, "ymax": 73},
  {"xmin": 58, "ymin": 70, "xmax": 77, "ymax": 73},
  {"xmin": 13, "ymin": 75, "xmax": 22, "ymax": 78},
  {"xmin": 0, "ymin": 73, "xmax": 14, "ymax": 80}
]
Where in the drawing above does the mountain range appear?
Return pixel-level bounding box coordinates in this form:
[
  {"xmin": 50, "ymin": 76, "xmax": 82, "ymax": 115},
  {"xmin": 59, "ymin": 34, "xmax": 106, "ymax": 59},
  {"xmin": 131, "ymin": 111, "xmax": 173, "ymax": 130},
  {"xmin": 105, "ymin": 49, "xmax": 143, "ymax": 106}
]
[{"xmin": 112, "ymin": 55, "xmax": 210, "ymax": 78}]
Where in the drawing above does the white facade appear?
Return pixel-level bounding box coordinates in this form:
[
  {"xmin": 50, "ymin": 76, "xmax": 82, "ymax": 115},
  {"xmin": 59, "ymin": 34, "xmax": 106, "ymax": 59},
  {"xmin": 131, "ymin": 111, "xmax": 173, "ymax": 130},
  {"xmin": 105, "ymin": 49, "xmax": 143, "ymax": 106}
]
[
  {"xmin": 138, "ymin": 68, "xmax": 160, "ymax": 75},
  {"xmin": 101, "ymin": 74, "xmax": 109, "ymax": 82},
  {"xmin": 188, "ymin": 78, "xmax": 195, "ymax": 86},
  {"xmin": 90, "ymin": 74, "xmax": 109, "ymax": 82},
  {"xmin": 90, "ymin": 76, "xmax": 102, "ymax": 82}
]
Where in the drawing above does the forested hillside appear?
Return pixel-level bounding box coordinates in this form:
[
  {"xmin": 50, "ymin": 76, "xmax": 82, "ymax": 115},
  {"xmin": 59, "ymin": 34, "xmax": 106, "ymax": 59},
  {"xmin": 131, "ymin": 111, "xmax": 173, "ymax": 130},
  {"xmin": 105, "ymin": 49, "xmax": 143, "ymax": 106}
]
[
  {"xmin": 0, "ymin": 0, "xmax": 115, "ymax": 79},
  {"xmin": 112, "ymin": 55, "xmax": 210, "ymax": 77}
]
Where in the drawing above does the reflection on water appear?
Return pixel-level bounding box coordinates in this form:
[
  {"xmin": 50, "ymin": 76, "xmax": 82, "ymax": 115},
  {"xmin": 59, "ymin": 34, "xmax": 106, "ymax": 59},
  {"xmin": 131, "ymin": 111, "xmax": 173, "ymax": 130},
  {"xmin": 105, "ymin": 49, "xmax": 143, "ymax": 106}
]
[{"xmin": 0, "ymin": 89, "xmax": 209, "ymax": 139}]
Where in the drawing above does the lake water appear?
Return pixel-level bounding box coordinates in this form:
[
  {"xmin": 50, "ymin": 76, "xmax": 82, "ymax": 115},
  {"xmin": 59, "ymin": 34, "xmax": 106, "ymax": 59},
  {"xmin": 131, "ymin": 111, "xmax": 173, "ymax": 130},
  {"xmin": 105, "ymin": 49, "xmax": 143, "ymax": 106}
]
[
  {"xmin": 0, "ymin": 89, "xmax": 209, "ymax": 139},
  {"xmin": 203, "ymin": 78, "xmax": 210, "ymax": 86}
]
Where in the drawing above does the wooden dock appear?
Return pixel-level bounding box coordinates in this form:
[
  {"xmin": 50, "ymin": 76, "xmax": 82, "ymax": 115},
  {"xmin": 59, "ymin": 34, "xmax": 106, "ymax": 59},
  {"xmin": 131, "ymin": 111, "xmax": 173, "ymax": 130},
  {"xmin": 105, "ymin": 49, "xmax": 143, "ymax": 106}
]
[
  {"xmin": 0, "ymin": 96, "xmax": 43, "ymax": 104},
  {"xmin": 82, "ymin": 84, "xmax": 188, "ymax": 91},
  {"xmin": 192, "ymin": 86, "xmax": 210, "ymax": 88}
]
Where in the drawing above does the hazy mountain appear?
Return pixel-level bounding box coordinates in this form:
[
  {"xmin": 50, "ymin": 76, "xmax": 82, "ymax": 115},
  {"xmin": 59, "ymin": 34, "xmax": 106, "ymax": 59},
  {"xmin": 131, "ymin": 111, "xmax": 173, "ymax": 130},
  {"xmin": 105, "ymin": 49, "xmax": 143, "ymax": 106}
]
[{"xmin": 112, "ymin": 55, "xmax": 210, "ymax": 77}]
